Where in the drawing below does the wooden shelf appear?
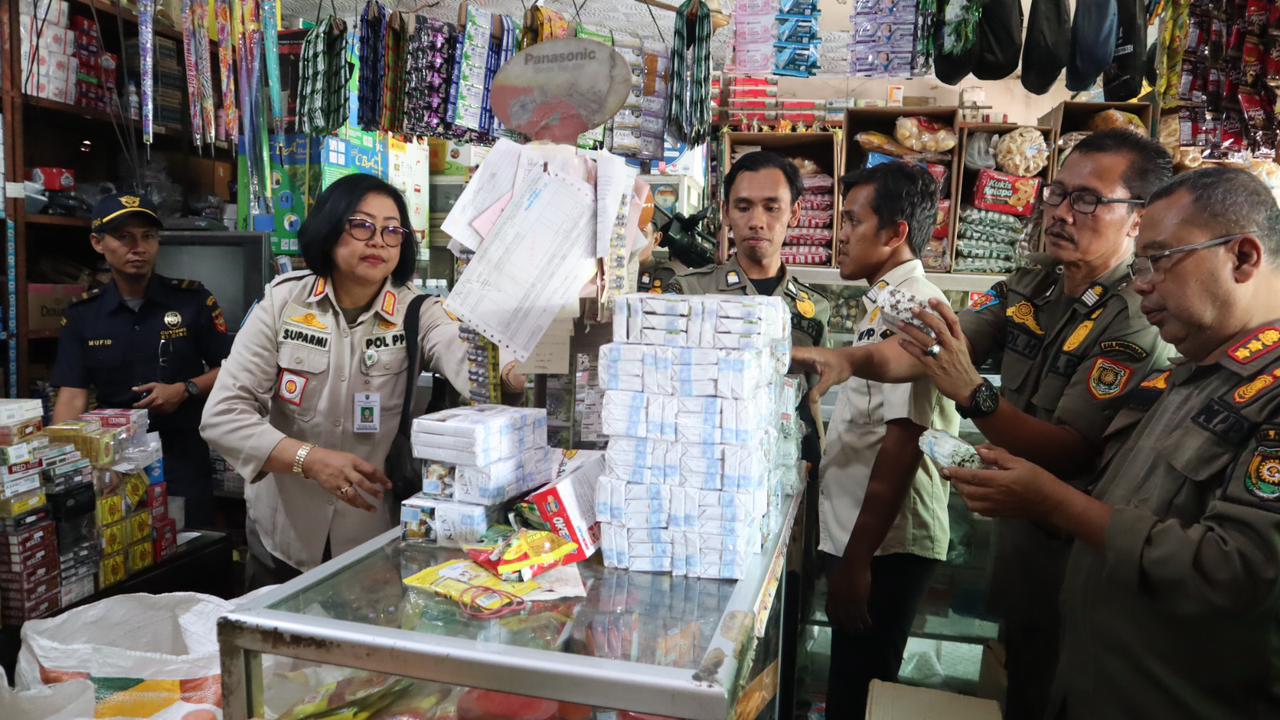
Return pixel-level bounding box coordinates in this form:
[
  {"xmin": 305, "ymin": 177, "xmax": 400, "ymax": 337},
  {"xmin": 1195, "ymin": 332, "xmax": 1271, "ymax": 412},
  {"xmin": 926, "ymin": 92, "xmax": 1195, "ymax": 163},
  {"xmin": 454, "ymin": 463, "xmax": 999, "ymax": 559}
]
[
  {"xmin": 25, "ymin": 215, "xmax": 91, "ymax": 228},
  {"xmin": 24, "ymin": 95, "xmax": 178, "ymax": 137},
  {"xmin": 69, "ymin": 0, "xmax": 184, "ymax": 41}
]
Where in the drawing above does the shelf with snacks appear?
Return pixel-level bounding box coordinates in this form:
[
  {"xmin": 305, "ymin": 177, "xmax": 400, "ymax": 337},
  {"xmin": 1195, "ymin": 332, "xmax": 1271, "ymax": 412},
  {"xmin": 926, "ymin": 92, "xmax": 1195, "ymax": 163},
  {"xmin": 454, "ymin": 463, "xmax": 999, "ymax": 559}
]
[
  {"xmin": 722, "ymin": 131, "xmax": 842, "ymax": 269},
  {"xmin": 843, "ymin": 107, "xmax": 961, "ymax": 274},
  {"xmin": 1038, "ymin": 101, "xmax": 1155, "ymax": 181},
  {"xmin": 948, "ymin": 123, "xmax": 1053, "ymax": 276}
]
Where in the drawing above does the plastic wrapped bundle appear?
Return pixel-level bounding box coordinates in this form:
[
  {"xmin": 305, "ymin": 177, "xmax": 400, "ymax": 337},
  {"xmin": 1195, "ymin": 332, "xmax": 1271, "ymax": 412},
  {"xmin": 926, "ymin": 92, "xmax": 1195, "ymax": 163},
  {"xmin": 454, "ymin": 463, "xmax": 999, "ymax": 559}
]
[{"xmin": 918, "ymin": 429, "xmax": 985, "ymax": 469}]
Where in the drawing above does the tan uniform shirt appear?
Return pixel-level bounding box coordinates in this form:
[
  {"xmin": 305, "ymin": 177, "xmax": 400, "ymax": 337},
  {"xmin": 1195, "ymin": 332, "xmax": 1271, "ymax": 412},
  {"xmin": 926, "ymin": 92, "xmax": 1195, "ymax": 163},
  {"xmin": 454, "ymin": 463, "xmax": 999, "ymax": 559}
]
[
  {"xmin": 1052, "ymin": 324, "xmax": 1280, "ymax": 719},
  {"xmin": 818, "ymin": 260, "xmax": 958, "ymax": 561},
  {"xmin": 200, "ymin": 271, "xmax": 469, "ymax": 571},
  {"xmin": 958, "ymin": 257, "xmax": 1172, "ymax": 623}
]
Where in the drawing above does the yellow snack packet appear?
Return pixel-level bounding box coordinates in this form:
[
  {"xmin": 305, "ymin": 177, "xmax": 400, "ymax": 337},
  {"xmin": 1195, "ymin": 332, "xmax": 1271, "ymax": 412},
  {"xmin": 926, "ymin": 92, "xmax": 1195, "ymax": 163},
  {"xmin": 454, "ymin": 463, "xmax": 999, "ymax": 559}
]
[{"xmin": 402, "ymin": 559, "xmax": 540, "ymax": 612}]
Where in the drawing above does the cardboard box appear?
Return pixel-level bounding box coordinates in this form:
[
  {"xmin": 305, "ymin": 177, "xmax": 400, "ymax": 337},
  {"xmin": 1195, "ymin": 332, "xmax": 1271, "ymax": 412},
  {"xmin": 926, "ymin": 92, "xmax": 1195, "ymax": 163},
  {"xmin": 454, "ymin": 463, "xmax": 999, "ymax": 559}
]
[
  {"xmin": 99, "ymin": 551, "xmax": 125, "ymax": 588},
  {"xmin": 951, "ymin": 123, "xmax": 1053, "ymax": 267},
  {"xmin": 27, "ymin": 283, "xmax": 85, "ymax": 334},
  {"xmin": 0, "ymin": 489, "xmax": 46, "ymax": 519},
  {"xmin": 124, "ymin": 510, "xmax": 151, "ymax": 545},
  {"xmin": 865, "ymin": 680, "xmax": 1001, "ymax": 719},
  {"xmin": 126, "ymin": 538, "xmax": 154, "ymax": 574},
  {"xmin": 530, "ymin": 450, "xmax": 606, "ymax": 564},
  {"xmin": 2, "ymin": 588, "xmax": 60, "ymax": 623},
  {"xmin": 1037, "ymin": 101, "xmax": 1155, "ymax": 181}
]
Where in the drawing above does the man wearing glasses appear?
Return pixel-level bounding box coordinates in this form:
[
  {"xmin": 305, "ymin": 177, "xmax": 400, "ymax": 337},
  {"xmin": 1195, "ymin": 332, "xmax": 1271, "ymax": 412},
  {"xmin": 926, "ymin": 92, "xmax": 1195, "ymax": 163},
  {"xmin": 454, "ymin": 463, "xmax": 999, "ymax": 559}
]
[
  {"xmin": 52, "ymin": 193, "xmax": 231, "ymax": 527},
  {"xmin": 793, "ymin": 130, "xmax": 1173, "ymax": 719},
  {"xmin": 946, "ymin": 165, "xmax": 1280, "ymax": 719}
]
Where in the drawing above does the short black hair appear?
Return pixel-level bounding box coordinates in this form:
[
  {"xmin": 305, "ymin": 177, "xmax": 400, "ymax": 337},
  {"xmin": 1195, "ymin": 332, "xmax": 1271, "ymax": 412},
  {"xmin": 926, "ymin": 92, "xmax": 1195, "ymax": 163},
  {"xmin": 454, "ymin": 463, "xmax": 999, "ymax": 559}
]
[
  {"xmin": 840, "ymin": 162, "xmax": 939, "ymax": 257},
  {"xmin": 299, "ymin": 173, "xmax": 419, "ymax": 285},
  {"xmin": 1069, "ymin": 129, "xmax": 1173, "ymax": 200},
  {"xmin": 1146, "ymin": 166, "xmax": 1280, "ymax": 264},
  {"xmin": 723, "ymin": 151, "xmax": 805, "ymax": 205}
]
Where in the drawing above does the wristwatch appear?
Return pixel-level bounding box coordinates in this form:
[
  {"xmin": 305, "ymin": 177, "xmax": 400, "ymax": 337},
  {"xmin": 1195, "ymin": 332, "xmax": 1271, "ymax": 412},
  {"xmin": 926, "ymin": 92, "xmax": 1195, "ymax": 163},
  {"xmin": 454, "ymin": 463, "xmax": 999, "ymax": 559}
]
[
  {"xmin": 957, "ymin": 378, "xmax": 999, "ymax": 420},
  {"xmin": 184, "ymin": 380, "xmax": 200, "ymax": 398}
]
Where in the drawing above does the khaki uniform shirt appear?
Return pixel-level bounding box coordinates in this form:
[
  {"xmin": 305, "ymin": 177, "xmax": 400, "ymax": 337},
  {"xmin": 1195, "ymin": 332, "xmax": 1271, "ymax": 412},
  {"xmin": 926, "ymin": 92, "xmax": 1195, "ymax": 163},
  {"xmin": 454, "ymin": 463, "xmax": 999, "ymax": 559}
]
[
  {"xmin": 1052, "ymin": 323, "xmax": 1280, "ymax": 719},
  {"xmin": 201, "ymin": 271, "xmax": 469, "ymax": 571},
  {"xmin": 959, "ymin": 256, "xmax": 1172, "ymax": 622},
  {"xmin": 818, "ymin": 260, "xmax": 958, "ymax": 561}
]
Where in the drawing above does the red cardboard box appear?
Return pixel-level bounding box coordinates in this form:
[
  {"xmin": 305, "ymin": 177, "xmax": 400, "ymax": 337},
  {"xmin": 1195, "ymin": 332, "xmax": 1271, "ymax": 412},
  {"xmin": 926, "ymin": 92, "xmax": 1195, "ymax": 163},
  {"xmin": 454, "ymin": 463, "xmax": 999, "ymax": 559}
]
[
  {"xmin": 2, "ymin": 588, "xmax": 60, "ymax": 623},
  {"xmin": 0, "ymin": 519, "xmax": 54, "ymax": 555},
  {"xmin": 154, "ymin": 517, "xmax": 177, "ymax": 563},
  {"xmin": 529, "ymin": 450, "xmax": 604, "ymax": 564},
  {"xmin": 28, "ymin": 167, "xmax": 75, "ymax": 191}
]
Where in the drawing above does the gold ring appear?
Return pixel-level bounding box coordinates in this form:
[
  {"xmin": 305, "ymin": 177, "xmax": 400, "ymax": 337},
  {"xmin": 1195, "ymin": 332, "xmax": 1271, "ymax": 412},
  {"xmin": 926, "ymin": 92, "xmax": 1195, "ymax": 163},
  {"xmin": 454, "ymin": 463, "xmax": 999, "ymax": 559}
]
[{"xmin": 340, "ymin": 486, "xmax": 353, "ymax": 497}]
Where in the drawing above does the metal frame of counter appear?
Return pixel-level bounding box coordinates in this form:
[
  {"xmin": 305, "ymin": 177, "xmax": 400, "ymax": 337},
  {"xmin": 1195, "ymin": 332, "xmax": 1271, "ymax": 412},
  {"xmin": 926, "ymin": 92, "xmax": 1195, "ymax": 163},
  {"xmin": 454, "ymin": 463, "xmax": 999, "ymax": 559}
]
[{"xmin": 218, "ymin": 491, "xmax": 803, "ymax": 720}]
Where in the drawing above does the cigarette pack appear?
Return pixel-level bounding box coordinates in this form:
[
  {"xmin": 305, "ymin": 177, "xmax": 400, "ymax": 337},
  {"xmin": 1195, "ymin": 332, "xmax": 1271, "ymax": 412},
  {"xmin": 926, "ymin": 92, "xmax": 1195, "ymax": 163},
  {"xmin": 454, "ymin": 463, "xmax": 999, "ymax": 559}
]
[
  {"xmin": 399, "ymin": 494, "xmax": 497, "ymax": 548},
  {"xmin": 0, "ymin": 489, "xmax": 46, "ymax": 519},
  {"xmin": 0, "ymin": 417, "xmax": 43, "ymax": 445},
  {"xmin": 100, "ymin": 520, "xmax": 126, "ymax": 555},
  {"xmin": 126, "ymin": 538, "xmax": 154, "ymax": 574},
  {"xmin": 97, "ymin": 492, "xmax": 125, "ymax": 526},
  {"xmin": 2, "ymin": 588, "xmax": 60, "ymax": 624},
  {"xmin": 99, "ymin": 551, "xmax": 125, "ymax": 588},
  {"xmin": 125, "ymin": 510, "xmax": 151, "ymax": 545},
  {"xmin": 61, "ymin": 571, "xmax": 94, "ymax": 606}
]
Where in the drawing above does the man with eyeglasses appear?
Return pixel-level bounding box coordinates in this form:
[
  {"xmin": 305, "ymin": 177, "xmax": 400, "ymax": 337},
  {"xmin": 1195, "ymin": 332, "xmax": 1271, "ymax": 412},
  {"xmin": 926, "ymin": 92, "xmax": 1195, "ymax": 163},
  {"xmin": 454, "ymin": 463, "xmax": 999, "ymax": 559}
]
[
  {"xmin": 793, "ymin": 130, "xmax": 1174, "ymax": 719},
  {"xmin": 52, "ymin": 193, "xmax": 232, "ymax": 527},
  {"xmin": 945, "ymin": 165, "xmax": 1280, "ymax": 719}
]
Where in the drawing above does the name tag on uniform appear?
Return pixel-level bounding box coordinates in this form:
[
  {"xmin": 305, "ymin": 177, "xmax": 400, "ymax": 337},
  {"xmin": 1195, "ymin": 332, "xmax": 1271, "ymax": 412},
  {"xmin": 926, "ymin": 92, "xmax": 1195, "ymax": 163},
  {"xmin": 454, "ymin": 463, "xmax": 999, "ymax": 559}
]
[{"xmin": 354, "ymin": 393, "xmax": 380, "ymax": 433}]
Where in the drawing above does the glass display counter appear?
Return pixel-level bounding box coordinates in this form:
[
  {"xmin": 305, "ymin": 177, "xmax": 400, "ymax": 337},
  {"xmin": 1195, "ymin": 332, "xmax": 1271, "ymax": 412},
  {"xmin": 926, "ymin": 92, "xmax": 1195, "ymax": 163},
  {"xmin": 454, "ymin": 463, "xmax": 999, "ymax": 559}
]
[{"xmin": 219, "ymin": 492, "xmax": 802, "ymax": 720}]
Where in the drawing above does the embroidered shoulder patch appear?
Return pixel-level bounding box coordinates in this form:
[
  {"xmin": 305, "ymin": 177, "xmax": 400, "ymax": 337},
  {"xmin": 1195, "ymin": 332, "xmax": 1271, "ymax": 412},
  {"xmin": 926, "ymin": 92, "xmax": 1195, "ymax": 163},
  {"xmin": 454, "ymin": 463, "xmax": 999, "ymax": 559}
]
[
  {"xmin": 1245, "ymin": 447, "xmax": 1280, "ymax": 501},
  {"xmin": 278, "ymin": 370, "xmax": 308, "ymax": 406},
  {"xmin": 1062, "ymin": 320, "xmax": 1095, "ymax": 352},
  {"xmin": 1087, "ymin": 357, "xmax": 1134, "ymax": 400},
  {"xmin": 1007, "ymin": 301, "xmax": 1045, "ymax": 335},
  {"xmin": 1100, "ymin": 339, "xmax": 1150, "ymax": 362},
  {"xmin": 1139, "ymin": 369, "xmax": 1172, "ymax": 391},
  {"xmin": 1228, "ymin": 326, "xmax": 1280, "ymax": 364},
  {"xmin": 1233, "ymin": 368, "xmax": 1280, "ymax": 405},
  {"xmin": 969, "ymin": 291, "xmax": 1000, "ymax": 311}
]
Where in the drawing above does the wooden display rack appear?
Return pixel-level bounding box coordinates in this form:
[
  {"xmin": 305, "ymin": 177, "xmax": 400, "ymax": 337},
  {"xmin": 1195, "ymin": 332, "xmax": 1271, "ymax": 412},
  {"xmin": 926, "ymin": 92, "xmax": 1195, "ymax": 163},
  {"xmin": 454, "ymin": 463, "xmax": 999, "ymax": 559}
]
[
  {"xmin": 722, "ymin": 131, "xmax": 842, "ymax": 268},
  {"xmin": 1038, "ymin": 101, "xmax": 1156, "ymax": 180},
  {"xmin": 950, "ymin": 123, "xmax": 1054, "ymax": 274}
]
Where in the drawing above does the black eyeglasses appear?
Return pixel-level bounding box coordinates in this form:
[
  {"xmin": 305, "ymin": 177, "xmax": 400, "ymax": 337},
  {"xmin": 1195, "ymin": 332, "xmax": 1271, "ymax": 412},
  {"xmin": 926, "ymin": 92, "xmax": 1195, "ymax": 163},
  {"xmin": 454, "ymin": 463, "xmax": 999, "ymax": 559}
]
[
  {"xmin": 345, "ymin": 217, "xmax": 408, "ymax": 247},
  {"xmin": 1041, "ymin": 184, "xmax": 1145, "ymax": 215},
  {"xmin": 1129, "ymin": 232, "xmax": 1251, "ymax": 282}
]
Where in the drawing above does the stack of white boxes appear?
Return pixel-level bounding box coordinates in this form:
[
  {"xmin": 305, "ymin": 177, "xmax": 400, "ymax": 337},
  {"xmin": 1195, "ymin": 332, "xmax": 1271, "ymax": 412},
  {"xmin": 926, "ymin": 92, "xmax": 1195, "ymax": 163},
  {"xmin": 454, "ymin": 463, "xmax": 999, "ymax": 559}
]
[
  {"xmin": 596, "ymin": 294, "xmax": 793, "ymax": 579},
  {"xmin": 19, "ymin": 0, "xmax": 77, "ymax": 104},
  {"xmin": 402, "ymin": 405, "xmax": 551, "ymax": 547}
]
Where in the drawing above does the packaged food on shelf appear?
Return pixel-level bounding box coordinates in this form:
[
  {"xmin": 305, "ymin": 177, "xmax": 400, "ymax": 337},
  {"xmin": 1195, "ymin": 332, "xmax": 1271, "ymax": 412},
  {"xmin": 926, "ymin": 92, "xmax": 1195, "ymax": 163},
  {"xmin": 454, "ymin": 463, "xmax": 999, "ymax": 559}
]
[
  {"xmin": 895, "ymin": 116, "xmax": 958, "ymax": 152},
  {"xmin": 400, "ymin": 494, "xmax": 499, "ymax": 548},
  {"xmin": 856, "ymin": 131, "xmax": 950, "ymax": 163},
  {"xmin": 995, "ymin": 128, "xmax": 1050, "ymax": 177},
  {"xmin": 971, "ymin": 169, "xmax": 1042, "ymax": 218}
]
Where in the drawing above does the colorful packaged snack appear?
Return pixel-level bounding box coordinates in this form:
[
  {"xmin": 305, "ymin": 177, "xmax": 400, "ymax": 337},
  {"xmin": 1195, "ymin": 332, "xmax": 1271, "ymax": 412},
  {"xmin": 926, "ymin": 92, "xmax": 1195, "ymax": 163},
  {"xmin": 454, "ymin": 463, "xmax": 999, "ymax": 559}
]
[
  {"xmin": 464, "ymin": 529, "xmax": 579, "ymax": 581},
  {"xmin": 972, "ymin": 169, "xmax": 1042, "ymax": 218}
]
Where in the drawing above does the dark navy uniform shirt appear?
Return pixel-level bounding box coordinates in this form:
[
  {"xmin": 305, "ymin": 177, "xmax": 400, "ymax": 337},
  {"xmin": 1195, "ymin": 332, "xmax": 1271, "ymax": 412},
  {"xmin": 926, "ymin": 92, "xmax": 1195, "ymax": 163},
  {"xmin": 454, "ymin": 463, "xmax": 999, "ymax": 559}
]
[{"xmin": 52, "ymin": 274, "xmax": 233, "ymax": 433}]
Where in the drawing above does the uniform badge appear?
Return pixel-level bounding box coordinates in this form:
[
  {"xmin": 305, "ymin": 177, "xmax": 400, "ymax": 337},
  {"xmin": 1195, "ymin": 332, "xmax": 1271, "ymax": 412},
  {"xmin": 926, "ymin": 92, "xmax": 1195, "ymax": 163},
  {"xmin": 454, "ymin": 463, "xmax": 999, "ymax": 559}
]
[
  {"xmin": 164, "ymin": 311, "xmax": 182, "ymax": 329},
  {"xmin": 640, "ymin": 272, "xmax": 652, "ymax": 286},
  {"xmin": 120, "ymin": 195, "xmax": 140, "ymax": 208},
  {"xmin": 1087, "ymin": 357, "xmax": 1134, "ymax": 400},
  {"xmin": 278, "ymin": 370, "xmax": 308, "ymax": 406},
  {"xmin": 1228, "ymin": 326, "xmax": 1280, "ymax": 364},
  {"xmin": 1079, "ymin": 283, "xmax": 1105, "ymax": 307},
  {"xmin": 206, "ymin": 295, "xmax": 216, "ymax": 307},
  {"xmin": 1090, "ymin": 306, "xmax": 1105, "ymax": 320},
  {"xmin": 1006, "ymin": 301, "xmax": 1045, "ymax": 335},
  {"xmin": 649, "ymin": 279, "xmax": 663, "ymax": 295},
  {"xmin": 726, "ymin": 270, "xmax": 742, "ymax": 287},
  {"xmin": 381, "ymin": 291, "xmax": 397, "ymax": 317},
  {"xmin": 795, "ymin": 291, "xmax": 816, "ymax": 319},
  {"xmin": 287, "ymin": 313, "xmax": 329, "ymax": 331},
  {"xmin": 1233, "ymin": 368, "xmax": 1280, "ymax": 404},
  {"xmin": 1100, "ymin": 339, "xmax": 1149, "ymax": 361},
  {"xmin": 375, "ymin": 319, "xmax": 399, "ymax": 333},
  {"xmin": 212, "ymin": 308, "xmax": 228, "ymax": 335},
  {"xmin": 968, "ymin": 291, "xmax": 1000, "ymax": 311},
  {"xmin": 309, "ymin": 277, "xmax": 327, "ymax": 301},
  {"xmin": 444, "ymin": 307, "xmax": 460, "ymax": 322},
  {"xmin": 1139, "ymin": 369, "xmax": 1171, "ymax": 391},
  {"xmin": 1245, "ymin": 447, "xmax": 1280, "ymax": 500},
  {"xmin": 869, "ymin": 308, "xmax": 881, "ymax": 325},
  {"xmin": 1062, "ymin": 320, "xmax": 1094, "ymax": 352}
]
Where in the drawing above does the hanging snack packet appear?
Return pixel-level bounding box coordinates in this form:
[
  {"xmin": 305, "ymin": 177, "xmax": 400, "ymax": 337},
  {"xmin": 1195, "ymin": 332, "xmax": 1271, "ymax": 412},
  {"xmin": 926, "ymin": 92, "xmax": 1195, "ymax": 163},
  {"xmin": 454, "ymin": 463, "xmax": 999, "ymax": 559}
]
[{"xmin": 465, "ymin": 529, "xmax": 580, "ymax": 581}]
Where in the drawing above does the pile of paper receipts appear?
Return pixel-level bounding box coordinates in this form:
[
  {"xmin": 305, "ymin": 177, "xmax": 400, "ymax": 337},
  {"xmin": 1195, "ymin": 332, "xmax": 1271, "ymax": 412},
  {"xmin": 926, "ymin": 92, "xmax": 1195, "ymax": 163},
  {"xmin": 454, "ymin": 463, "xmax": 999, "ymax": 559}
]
[{"xmin": 597, "ymin": 294, "xmax": 801, "ymax": 579}]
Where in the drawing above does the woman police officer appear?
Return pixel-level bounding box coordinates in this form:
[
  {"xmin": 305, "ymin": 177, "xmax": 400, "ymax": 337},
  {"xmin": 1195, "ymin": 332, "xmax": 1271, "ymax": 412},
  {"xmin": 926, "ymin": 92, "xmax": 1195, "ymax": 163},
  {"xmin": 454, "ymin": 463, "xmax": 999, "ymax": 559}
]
[{"xmin": 202, "ymin": 174, "xmax": 503, "ymax": 587}]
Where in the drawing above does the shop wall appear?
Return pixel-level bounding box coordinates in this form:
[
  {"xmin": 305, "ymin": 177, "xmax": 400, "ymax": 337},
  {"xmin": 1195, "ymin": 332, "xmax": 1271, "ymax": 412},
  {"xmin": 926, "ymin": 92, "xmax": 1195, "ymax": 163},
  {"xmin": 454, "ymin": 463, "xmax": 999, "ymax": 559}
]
[{"xmin": 283, "ymin": 0, "xmax": 1071, "ymax": 125}]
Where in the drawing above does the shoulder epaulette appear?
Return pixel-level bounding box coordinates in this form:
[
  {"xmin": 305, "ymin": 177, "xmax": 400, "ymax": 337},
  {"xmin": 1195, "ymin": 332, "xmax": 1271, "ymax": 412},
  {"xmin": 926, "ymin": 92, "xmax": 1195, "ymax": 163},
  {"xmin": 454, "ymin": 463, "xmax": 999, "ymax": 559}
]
[
  {"xmin": 68, "ymin": 287, "xmax": 103, "ymax": 306},
  {"xmin": 792, "ymin": 278, "xmax": 829, "ymax": 302},
  {"xmin": 166, "ymin": 278, "xmax": 205, "ymax": 291},
  {"xmin": 269, "ymin": 270, "xmax": 315, "ymax": 287},
  {"xmin": 677, "ymin": 264, "xmax": 717, "ymax": 277}
]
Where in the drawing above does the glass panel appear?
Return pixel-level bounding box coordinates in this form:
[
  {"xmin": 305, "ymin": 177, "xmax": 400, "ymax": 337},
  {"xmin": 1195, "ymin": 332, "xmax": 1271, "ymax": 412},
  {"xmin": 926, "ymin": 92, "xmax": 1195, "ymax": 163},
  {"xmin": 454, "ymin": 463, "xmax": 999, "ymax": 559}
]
[
  {"xmin": 267, "ymin": 541, "xmax": 738, "ymax": 670},
  {"xmin": 258, "ymin": 656, "xmax": 689, "ymax": 720}
]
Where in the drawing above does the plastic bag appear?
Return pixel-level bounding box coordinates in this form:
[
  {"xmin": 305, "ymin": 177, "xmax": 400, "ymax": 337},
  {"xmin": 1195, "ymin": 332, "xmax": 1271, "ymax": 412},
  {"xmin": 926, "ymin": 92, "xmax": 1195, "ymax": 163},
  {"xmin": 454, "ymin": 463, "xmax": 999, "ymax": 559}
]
[
  {"xmin": 0, "ymin": 667, "xmax": 94, "ymax": 720},
  {"xmin": 995, "ymin": 127, "xmax": 1050, "ymax": 177},
  {"xmin": 16, "ymin": 592, "xmax": 229, "ymax": 719},
  {"xmin": 1021, "ymin": 0, "xmax": 1070, "ymax": 93},
  {"xmin": 1067, "ymin": 0, "xmax": 1119, "ymax": 91},
  {"xmin": 919, "ymin": 429, "xmax": 986, "ymax": 469},
  {"xmin": 894, "ymin": 117, "xmax": 958, "ymax": 152}
]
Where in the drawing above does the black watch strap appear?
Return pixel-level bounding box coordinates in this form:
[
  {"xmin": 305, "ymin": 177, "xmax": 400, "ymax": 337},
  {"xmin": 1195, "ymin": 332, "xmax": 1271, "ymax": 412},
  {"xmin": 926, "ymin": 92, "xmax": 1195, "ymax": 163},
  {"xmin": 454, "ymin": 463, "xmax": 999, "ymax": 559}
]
[{"xmin": 957, "ymin": 379, "xmax": 998, "ymax": 420}]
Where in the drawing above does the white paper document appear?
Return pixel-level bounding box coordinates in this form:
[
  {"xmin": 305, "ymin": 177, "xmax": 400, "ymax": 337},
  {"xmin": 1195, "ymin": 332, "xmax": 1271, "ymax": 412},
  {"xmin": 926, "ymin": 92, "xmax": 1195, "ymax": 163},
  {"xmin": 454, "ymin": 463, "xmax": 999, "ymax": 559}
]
[
  {"xmin": 440, "ymin": 137, "xmax": 523, "ymax": 253},
  {"xmin": 445, "ymin": 169, "xmax": 597, "ymax": 362}
]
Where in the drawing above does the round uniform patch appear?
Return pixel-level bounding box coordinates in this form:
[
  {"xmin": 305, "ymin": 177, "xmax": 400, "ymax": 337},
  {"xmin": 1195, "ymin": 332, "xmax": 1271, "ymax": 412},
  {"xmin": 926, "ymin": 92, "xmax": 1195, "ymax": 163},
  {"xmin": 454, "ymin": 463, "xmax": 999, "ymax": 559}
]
[
  {"xmin": 1062, "ymin": 320, "xmax": 1094, "ymax": 352},
  {"xmin": 796, "ymin": 297, "xmax": 816, "ymax": 319},
  {"xmin": 1246, "ymin": 447, "xmax": 1280, "ymax": 500},
  {"xmin": 164, "ymin": 311, "xmax": 182, "ymax": 329}
]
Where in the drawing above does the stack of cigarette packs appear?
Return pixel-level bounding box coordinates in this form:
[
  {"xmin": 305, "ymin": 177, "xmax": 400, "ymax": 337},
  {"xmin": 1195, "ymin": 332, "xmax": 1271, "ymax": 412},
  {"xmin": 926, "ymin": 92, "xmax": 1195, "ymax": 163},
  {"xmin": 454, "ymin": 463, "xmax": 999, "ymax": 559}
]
[
  {"xmin": 403, "ymin": 405, "xmax": 551, "ymax": 547},
  {"xmin": 597, "ymin": 294, "xmax": 794, "ymax": 579}
]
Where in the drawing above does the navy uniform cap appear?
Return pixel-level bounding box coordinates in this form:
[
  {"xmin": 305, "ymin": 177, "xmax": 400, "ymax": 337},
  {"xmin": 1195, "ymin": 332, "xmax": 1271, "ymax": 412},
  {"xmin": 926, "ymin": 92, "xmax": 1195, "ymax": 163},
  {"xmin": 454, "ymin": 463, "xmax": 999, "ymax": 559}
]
[{"xmin": 91, "ymin": 193, "xmax": 163, "ymax": 235}]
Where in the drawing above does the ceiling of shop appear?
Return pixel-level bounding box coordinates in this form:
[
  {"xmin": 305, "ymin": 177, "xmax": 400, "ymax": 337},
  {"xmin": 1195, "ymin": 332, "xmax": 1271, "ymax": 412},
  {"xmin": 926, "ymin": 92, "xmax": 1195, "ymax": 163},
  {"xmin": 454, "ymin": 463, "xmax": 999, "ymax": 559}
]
[{"xmin": 281, "ymin": 0, "xmax": 854, "ymax": 72}]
